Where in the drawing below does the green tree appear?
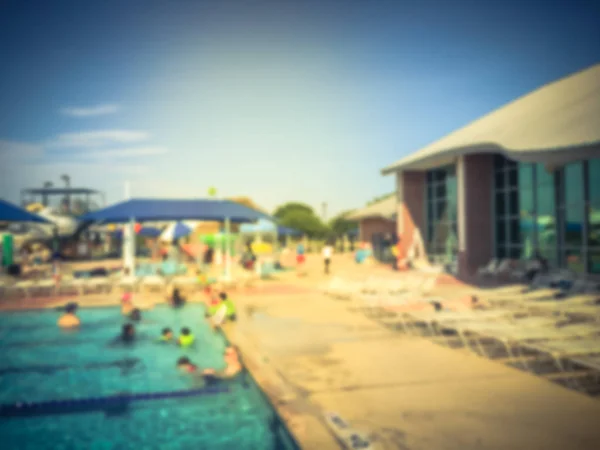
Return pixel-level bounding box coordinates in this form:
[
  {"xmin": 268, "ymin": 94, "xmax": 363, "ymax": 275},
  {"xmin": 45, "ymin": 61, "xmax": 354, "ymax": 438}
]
[
  {"xmin": 273, "ymin": 202, "xmax": 330, "ymax": 238},
  {"xmin": 329, "ymin": 210, "xmax": 357, "ymax": 236},
  {"xmin": 273, "ymin": 202, "xmax": 315, "ymax": 220}
]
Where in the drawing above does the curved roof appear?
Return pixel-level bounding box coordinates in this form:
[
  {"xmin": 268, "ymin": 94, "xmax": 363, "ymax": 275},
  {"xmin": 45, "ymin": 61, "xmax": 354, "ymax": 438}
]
[
  {"xmin": 346, "ymin": 195, "xmax": 396, "ymax": 221},
  {"xmin": 382, "ymin": 63, "xmax": 600, "ymax": 174}
]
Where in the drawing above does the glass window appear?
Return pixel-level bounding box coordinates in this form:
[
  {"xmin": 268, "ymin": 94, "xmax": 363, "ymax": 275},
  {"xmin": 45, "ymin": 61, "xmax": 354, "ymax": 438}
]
[
  {"xmin": 496, "ymin": 246, "xmax": 507, "ymax": 259},
  {"xmin": 589, "ymin": 159, "xmax": 600, "ymax": 207},
  {"xmin": 538, "ymin": 246, "xmax": 557, "ymax": 266},
  {"xmin": 435, "ymin": 182, "xmax": 446, "ymax": 198},
  {"xmin": 434, "ymin": 170, "xmax": 446, "ymax": 182},
  {"xmin": 435, "ymin": 200, "xmax": 447, "ymax": 221},
  {"xmin": 495, "ymin": 191, "xmax": 506, "ymax": 217},
  {"xmin": 507, "ymin": 169, "xmax": 518, "ymax": 187},
  {"xmin": 426, "ymin": 165, "xmax": 458, "ymax": 264},
  {"xmin": 427, "ymin": 200, "xmax": 435, "ymax": 223},
  {"xmin": 508, "ymin": 246, "xmax": 522, "ymax": 259},
  {"xmin": 494, "ymin": 171, "xmax": 504, "ymax": 189},
  {"xmin": 564, "ymin": 162, "xmax": 584, "ymax": 206},
  {"xmin": 564, "ymin": 249, "xmax": 585, "ymax": 274},
  {"xmin": 518, "ymin": 163, "xmax": 533, "ymax": 189},
  {"xmin": 508, "ymin": 218, "xmax": 520, "ymax": 246},
  {"xmin": 508, "ymin": 189, "xmax": 519, "ymax": 217},
  {"xmin": 536, "ymin": 164, "xmax": 554, "ymax": 187},
  {"xmin": 536, "ymin": 185, "xmax": 555, "ymax": 216},
  {"xmin": 589, "ymin": 248, "xmax": 600, "ymax": 274},
  {"xmin": 519, "ymin": 189, "xmax": 534, "ymax": 215},
  {"xmin": 538, "ymin": 220, "xmax": 556, "ymax": 247},
  {"xmin": 494, "ymin": 154, "xmax": 506, "ymax": 171},
  {"xmin": 495, "ymin": 220, "xmax": 506, "ymax": 245},
  {"xmin": 565, "ymin": 204, "xmax": 584, "ymax": 247}
]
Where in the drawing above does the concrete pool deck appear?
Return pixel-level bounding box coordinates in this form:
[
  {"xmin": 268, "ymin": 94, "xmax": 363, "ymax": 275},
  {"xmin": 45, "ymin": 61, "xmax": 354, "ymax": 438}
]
[{"xmin": 222, "ymin": 255, "xmax": 600, "ymax": 450}]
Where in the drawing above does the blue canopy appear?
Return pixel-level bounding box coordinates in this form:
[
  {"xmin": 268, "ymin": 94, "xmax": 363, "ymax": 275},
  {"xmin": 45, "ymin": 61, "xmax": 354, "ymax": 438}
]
[
  {"xmin": 239, "ymin": 219, "xmax": 302, "ymax": 237},
  {"xmin": 0, "ymin": 199, "xmax": 50, "ymax": 223},
  {"xmin": 80, "ymin": 198, "xmax": 274, "ymax": 224},
  {"xmin": 278, "ymin": 226, "xmax": 303, "ymax": 237}
]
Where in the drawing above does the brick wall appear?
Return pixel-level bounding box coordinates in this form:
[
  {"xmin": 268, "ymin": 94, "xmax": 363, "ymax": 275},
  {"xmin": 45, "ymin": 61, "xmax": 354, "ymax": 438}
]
[
  {"xmin": 458, "ymin": 154, "xmax": 494, "ymax": 276},
  {"xmin": 359, "ymin": 218, "xmax": 396, "ymax": 242}
]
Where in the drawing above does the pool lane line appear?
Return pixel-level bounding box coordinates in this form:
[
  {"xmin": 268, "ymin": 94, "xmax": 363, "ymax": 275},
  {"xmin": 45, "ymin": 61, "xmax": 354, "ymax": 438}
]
[
  {"xmin": 0, "ymin": 357, "xmax": 144, "ymax": 376},
  {"xmin": 0, "ymin": 384, "xmax": 248, "ymax": 418},
  {"xmin": 4, "ymin": 332, "xmax": 165, "ymax": 350}
]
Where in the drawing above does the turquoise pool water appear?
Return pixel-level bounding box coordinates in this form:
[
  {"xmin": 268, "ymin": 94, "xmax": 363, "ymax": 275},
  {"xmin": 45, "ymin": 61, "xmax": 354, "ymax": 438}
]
[{"xmin": 0, "ymin": 305, "xmax": 299, "ymax": 450}]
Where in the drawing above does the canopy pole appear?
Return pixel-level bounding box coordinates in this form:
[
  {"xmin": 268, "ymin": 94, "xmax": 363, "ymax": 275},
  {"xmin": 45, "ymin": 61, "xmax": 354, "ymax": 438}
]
[
  {"xmin": 122, "ymin": 181, "xmax": 135, "ymax": 273},
  {"xmin": 224, "ymin": 217, "xmax": 231, "ymax": 280}
]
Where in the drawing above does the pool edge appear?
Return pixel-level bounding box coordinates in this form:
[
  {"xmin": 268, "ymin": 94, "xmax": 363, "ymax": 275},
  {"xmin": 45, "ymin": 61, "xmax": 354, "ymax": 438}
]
[{"xmin": 220, "ymin": 323, "xmax": 339, "ymax": 450}]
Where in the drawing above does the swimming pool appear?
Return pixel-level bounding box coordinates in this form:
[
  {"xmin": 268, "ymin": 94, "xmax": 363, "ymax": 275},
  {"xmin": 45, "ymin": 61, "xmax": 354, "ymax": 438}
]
[{"xmin": 0, "ymin": 305, "xmax": 299, "ymax": 450}]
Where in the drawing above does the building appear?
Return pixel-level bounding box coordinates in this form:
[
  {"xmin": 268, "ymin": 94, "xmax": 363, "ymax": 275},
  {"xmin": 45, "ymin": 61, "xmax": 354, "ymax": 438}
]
[
  {"xmin": 381, "ymin": 63, "xmax": 600, "ymax": 277},
  {"xmin": 346, "ymin": 195, "xmax": 397, "ymax": 262}
]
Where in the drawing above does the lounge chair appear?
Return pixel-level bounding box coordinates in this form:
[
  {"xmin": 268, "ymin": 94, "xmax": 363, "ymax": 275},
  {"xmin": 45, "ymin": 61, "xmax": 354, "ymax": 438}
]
[
  {"xmin": 477, "ymin": 259, "xmax": 499, "ymax": 278},
  {"xmin": 116, "ymin": 275, "xmax": 140, "ymax": 293},
  {"xmin": 398, "ymin": 308, "xmax": 517, "ymax": 337},
  {"xmin": 523, "ymin": 336, "xmax": 600, "ymax": 377},
  {"xmin": 355, "ymin": 276, "xmax": 437, "ymax": 317},
  {"xmin": 140, "ymin": 275, "xmax": 167, "ymax": 294}
]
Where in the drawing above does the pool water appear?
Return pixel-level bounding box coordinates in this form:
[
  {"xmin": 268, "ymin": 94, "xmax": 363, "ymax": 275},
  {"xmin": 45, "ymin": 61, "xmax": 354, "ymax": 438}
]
[{"xmin": 0, "ymin": 305, "xmax": 299, "ymax": 450}]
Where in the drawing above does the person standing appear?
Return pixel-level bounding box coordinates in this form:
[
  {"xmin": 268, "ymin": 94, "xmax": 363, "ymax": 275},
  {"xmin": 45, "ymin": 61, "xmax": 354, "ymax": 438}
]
[
  {"xmin": 296, "ymin": 241, "xmax": 306, "ymax": 276},
  {"xmin": 322, "ymin": 243, "xmax": 333, "ymax": 275}
]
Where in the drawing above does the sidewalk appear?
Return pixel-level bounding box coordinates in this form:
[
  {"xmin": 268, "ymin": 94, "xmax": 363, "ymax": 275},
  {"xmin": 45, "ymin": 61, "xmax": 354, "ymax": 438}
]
[{"xmin": 223, "ymin": 257, "xmax": 600, "ymax": 449}]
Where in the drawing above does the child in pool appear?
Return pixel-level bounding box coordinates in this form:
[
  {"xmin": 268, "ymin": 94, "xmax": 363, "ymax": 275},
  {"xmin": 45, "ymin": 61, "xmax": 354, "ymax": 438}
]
[
  {"xmin": 121, "ymin": 292, "xmax": 134, "ymax": 316},
  {"xmin": 177, "ymin": 327, "xmax": 195, "ymax": 347},
  {"xmin": 159, "ymin": 327, "xmax": 174, "ymax": 342},
  {"xmin": 57, "ymin": 302, "xmax": 80, "ymax": 329}
]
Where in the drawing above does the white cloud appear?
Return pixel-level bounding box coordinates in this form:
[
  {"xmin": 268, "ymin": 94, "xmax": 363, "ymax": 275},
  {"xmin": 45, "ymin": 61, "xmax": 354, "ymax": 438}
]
[
  {"xmin": 60, "ymin": 104, "xmax": 120, "ymax": 117},
  {"xmin": 84, "ymin": 147, "xmax": 169, "ymax": 160},
  {"xmin": 48, "ymin": 130, "xmax": 150, "ymax": 148},
  {"xmin": 0, "ymin": 140, "xmax": 44, "ymax": 165}
]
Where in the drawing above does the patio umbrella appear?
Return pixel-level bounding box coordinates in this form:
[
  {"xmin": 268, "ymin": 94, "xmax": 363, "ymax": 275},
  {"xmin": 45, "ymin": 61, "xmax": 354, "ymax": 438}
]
[
  {"xmin": 160, "ymin": 222, "xmax": 193, "ymax": 242},
  {"xmin": 0, "ymin": 199, "xmax": 50, "ymax": 223}
]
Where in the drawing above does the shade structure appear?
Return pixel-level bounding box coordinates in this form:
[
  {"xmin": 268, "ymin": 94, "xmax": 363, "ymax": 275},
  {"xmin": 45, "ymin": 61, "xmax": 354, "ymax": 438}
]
[
  {"xmin": 160, "ymin": 222, "xmax": 193, "ymax": 242},
  {"xmin": 80, "ymin": 198, "xmax": 274, "ymax": 224},
  {"xmin": 0, "ymin": 199, "xmax": 51, "ymax": 223}
]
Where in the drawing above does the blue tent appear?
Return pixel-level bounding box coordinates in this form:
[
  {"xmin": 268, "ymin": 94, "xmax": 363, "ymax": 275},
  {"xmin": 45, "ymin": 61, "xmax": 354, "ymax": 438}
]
[
  {"xmin": 0, "ymin": 199, "xmax": 50, "ymax": 223},
  {"xmin": 278, "ymin": 226, "xmax": 303, "ymax": 237},
  {"xmin": 80, "ymin": 198, "xmax": 273, "ymax": 224},
  {"xmin": 239, "ymin": 219, "xmax": 303, "ymax": 237}
]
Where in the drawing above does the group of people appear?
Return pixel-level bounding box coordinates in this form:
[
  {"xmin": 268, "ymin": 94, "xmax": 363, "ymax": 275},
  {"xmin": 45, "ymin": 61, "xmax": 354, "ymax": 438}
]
[{"xmin": 55, "ymin": 281, "xmax": 242, "ymax": 385}]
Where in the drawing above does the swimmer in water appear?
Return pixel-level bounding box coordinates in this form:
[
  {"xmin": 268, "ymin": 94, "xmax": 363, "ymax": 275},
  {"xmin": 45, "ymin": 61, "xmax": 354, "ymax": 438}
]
[
  {"xmin": 121, "ymin": 292, "xmax": 134, "ymax": 316},
  {"xmin": 129, "ymin": 308, "xmax": 142, "ymax": 322},
  {"xmin": 57, "ymin": 302, "xmax": 80, "ymax": 329},
  {"xmin": 109, "ymin": 323, "xmax": 135, "ymax": 346},
  {"xmin": 176, "ymin": 356, "xmax": 198, "ymax": 373},
  {"xmin": 159, "ymin": 327, "xmax": 173, "ymax": 342},
  {"xmin": 202, "ymin": 346, "xmax": 242, "ymax": 379},
  {"xmin": 171, "ymin": 288, "xmax": 186, "ymax": 308},
  {"xmin": 177, "ymin": 327, "xmax": 195, "ymax": 347}
]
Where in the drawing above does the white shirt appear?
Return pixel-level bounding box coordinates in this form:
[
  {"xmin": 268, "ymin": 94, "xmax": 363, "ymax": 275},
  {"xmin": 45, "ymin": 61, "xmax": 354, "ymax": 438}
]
[{"xmin": 322, "ymin": 246, "xmax": 333, "ymax": 259}]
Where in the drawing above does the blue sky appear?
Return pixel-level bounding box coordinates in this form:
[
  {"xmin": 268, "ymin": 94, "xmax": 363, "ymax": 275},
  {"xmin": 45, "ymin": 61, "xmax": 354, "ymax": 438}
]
[{"xmin": 1, "ymin": 0, "xmax": 599, "ymax": 217}]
